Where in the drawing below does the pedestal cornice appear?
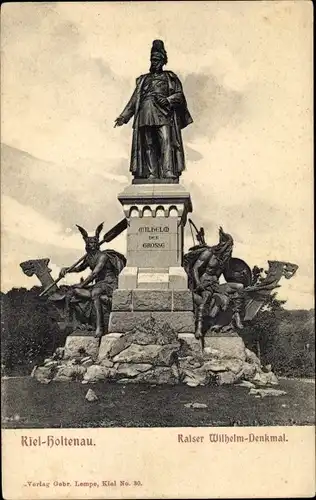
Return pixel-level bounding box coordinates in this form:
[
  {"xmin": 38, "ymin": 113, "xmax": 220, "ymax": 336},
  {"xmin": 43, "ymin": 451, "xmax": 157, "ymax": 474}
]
[{"xmin": 118, "ymin": 183, "xmax": 193, "ymax": 215}]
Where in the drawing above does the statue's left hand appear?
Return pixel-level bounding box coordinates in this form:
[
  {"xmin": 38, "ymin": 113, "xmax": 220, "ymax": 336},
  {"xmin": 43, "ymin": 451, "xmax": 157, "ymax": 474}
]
[{"xmin": 155, "ymin": 95, "xmax": 170, "ymax": 108}]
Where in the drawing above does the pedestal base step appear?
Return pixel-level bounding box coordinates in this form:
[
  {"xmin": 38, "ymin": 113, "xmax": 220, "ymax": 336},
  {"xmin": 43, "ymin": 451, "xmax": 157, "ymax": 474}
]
[
  {"xmin": 112, "ymin": 289, "xmax": 193, "ymax": 311},
  {"xmin": 118, "ymin": 266, "xmax": 188, "ymax": 289},
  {"xmin": 109, "ymin": 311, "xmax": 195, "ymax": 334}
]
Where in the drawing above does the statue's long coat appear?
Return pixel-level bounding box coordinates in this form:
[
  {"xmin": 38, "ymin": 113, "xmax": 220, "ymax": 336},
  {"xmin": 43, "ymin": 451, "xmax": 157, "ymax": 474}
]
[{"xmin": 120, "ymin": 71, "xmax": 193, "ymax": 177}]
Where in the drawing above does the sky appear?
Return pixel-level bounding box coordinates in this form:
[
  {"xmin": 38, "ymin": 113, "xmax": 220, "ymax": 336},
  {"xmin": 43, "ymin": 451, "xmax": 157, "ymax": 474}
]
[{"xmin": 1, "ymin": 1, "xmax": 313, "ymax": 309}]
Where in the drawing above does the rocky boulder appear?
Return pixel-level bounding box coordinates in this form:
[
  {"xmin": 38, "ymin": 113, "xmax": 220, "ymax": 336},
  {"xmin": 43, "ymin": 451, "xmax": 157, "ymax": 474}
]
[
  {"xmin": 245, "ymin": 348, "xmax": 261, "ymax": 367},
  {"xmin": 249, "ymin": 388, "xmax": 286, "ymax": 398},
  {"xmin": 85, "ymin": 389, "xmax": 99, "ymax": 401},
  {"xmin": 115, "ymin": 363, "xmax": 152, "ymax": 378},
  {"xmin": 64, "ymin": 334, "xmax": 100, "ymax": 361},
  {"xmin": 252, "ymin": 370, "xmax": 279, "ymax": 387},
  {"xmin": 216, "ymin": 371, "xmax": 239, "ymax": 385},
  {"xmin": 135, "ymin": 366, "xmax": 179, "ymax": 385},
  {"xmin": 112, "ymin": 343, "xmax": 179, "ymax": 366},
  {"xmin": 32, "ymin": 366, "xmax": 56, "ymax": 384},
  {"xmin": 83, "ymin": 365, "xmax": 115, "ymax": 383},
  {"xmin": 55, "ymin": 364, "xmax": 86, "ymax": 381},
  {"xmin": 204, "ymin": 336, "xmax": 246, "ymax": 361}
]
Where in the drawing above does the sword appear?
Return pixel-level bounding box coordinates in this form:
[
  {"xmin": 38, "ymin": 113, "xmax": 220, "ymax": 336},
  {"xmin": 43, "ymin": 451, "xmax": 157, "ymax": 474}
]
[{"xmin": 39, "ymin": 218, "xmax": 128, "ymax": 297}]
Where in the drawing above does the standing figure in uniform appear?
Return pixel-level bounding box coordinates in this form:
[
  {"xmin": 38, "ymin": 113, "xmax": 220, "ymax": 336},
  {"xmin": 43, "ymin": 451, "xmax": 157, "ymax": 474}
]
[{"xmin": 115, "ymin": 40, "xmax": 193, "ymax": 180}]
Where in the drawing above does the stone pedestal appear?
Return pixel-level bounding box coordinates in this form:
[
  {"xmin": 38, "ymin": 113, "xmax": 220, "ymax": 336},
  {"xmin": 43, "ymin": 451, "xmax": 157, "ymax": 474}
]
[
  {"xmin": 117, "ymin": 183, "xmax": 192, "ymax": 288},
  {"xmin": 108, "ymin": 183, "xmax": 195, "ymax": 337}
]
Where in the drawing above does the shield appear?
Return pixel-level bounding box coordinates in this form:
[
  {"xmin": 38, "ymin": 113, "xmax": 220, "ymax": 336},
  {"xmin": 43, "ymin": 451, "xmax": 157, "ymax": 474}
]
[{"xmin": 223, "ymin": 257, "xmax": 252, "ymax": 287}]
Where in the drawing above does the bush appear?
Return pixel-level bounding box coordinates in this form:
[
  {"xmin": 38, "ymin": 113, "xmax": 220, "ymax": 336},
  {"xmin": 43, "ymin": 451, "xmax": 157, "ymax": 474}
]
[
  {"xmin": 242, "ymin": 293, "xmax": 315, "ymax": 377},
  {"xmin": 264, "ymin": 310, "xmax": 315, "ymax": 377},
  {"xmin": 1, "ymin": 287, "xmax": 66, "ymax": 375}
]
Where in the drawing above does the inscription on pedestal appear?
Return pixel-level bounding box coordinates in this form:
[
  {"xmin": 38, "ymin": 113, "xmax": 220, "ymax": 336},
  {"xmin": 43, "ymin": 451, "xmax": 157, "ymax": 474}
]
[
  {"xmin": 139, "ymin": 224, "xmax": 170, "ymax": 250},
  {"xmin": 127, "ymin": 217, "xmax": 180, "ymax": 267}
]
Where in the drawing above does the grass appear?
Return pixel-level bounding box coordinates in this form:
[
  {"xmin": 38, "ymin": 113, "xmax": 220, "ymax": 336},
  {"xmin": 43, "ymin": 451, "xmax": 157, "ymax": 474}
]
[{"xmin": 1, "ymin": 376, "xmax": 314, "ymax": 429}]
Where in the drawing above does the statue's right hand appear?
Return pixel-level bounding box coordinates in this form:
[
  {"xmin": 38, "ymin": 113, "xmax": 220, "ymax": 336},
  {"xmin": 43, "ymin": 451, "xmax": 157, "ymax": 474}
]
[
  {"xmin": 114, "ymin": 116, "xmax": 125, "ymax": 127},
  {"xmin": 59, "ymin": 267, "xmax": 69, "ymax": 279}
]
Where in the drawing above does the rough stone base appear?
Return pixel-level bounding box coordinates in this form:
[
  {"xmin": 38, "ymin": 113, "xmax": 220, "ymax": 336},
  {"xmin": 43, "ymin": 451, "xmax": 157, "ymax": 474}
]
[{"xmin": 33, "ymin": 320, "xmax": 279, "ymax": 388}]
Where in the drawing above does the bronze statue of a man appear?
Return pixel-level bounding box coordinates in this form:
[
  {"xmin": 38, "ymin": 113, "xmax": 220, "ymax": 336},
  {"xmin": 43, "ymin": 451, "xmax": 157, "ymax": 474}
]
[
  {"xmin": 59, "ymin": 224, "xmax": 126, "ymax": 338},
  {"xmin": 184, "ymin": 227, "xmax": 245, "ymax": 339},
  {"xmin": 115, "ymin": 40, "xmax": 193, "ymax": 181}
]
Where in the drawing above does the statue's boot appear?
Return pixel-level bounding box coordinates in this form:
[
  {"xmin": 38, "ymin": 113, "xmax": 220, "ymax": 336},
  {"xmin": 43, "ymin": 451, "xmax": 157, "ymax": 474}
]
[
  {"xmin": 195, "ymin": 307, "xmax": 204, "ymax": 339},
  {"xmin": 164, "ymin": 171, "xmax": 177, "ymax": 179},
  {"xmin": 95, "ymin": 328, "xmax": 103, "ymax": 339},
  {"xmin": 101, "ymin": 295, "xmax": 111, "ymax": 310},
  {"xmin": 232, "ymin": 312, "xmax": 244, "ymax": 330},
  {"xmin": 195, "ymin": 324, "xmax": 203, "ymax": 339},
  {"xmin": 209, "ymin": 303, "xmax": 219, "ymax": 318},
  {"xmin": 219, "ymin": 294, "xmax": 230, "ymax": 311},
  {"xmin": 231, "ymin": 295, "xmax": 244, "ymax": 329},
  {"xmin": 211, "ymin": 324, "xmax": 223, "ymax": 332},
  {"xmin": 94, "ymin": 297, "xmax": 104, "ymax": 338}
]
